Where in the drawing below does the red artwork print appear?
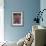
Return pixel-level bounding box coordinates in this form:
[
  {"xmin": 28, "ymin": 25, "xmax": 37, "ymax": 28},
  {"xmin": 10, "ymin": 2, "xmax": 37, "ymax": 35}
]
[
  {"xmin": 13, "ymin": 13, "xmax": 21, "ymax": 24},
  {"xmin": 12, "ymin": 12, "xmax": 23, "ymax": 26},
  {"xmin": 15, "ymin": 15, "xmax": 21, "ymax": 24}
]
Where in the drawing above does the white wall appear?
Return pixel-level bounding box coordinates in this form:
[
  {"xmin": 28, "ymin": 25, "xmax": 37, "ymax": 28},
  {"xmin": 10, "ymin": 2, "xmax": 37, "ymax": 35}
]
[
  {"xmin": 0, "ymin": 0, "xmax": 4, "ymax": 42},
  {"xmin": 40, "ymin": 0, "xmax": 46, "ymax": 9},
  {"xmin": 40, "ymin": 0, "xmax": 46, "ymax": 27}
]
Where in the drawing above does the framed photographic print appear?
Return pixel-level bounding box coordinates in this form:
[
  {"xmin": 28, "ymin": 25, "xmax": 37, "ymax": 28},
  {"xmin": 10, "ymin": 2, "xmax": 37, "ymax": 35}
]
[{"xmin": 12, "ymin": 11, "xmax": 23, "ymax": 26}]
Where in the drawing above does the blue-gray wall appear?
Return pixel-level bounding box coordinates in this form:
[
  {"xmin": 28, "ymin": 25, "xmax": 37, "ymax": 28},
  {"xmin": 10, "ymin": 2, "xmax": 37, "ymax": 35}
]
[{"xmin": 4, "ymin": 0, "xmax": 40, "ymax": 42}]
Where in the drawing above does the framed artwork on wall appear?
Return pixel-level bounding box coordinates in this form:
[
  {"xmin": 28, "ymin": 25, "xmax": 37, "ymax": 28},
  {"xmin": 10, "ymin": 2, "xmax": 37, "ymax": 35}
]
[{"xmin": 12, "ymin": 11, "xmax": 24, "ymax": 26}]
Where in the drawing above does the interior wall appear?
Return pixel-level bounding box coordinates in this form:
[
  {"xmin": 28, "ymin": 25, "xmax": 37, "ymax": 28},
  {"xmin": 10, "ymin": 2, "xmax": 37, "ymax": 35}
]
[
  {"xmin": 40, "ymin": 0, "xmax": 46, "ymax": 45},
  {"xmin": 0, "ymin": 0, "xmax": 4, "ymax": 42},
  {"xmin": 4, "ymin": 0, "xmax": 40, "ymax": 42},
  {"xmin": 40, "ymin": 0, "xmax": 46, "ymax": 27}
]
